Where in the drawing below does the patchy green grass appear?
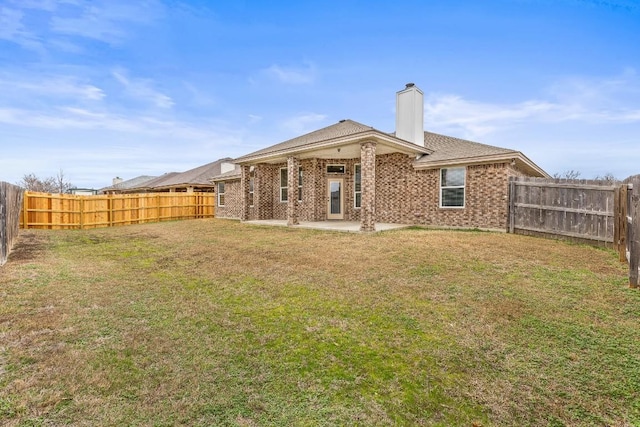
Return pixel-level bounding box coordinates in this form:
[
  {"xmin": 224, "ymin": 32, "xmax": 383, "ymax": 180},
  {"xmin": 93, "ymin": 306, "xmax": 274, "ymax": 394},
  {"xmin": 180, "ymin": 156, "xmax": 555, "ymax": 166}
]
[{"xmin": 1, "ymin": 219, "xmax": 638, "ymax": 426}]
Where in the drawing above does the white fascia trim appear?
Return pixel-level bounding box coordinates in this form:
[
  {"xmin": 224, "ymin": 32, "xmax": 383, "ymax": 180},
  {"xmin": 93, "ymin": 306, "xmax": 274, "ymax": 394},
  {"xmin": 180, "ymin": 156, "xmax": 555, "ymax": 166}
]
[
  {"xmin": 234, "ymin": 131, "xmax": 430, "ymax": 164},
  {"xmin": 413, "ymin": 152, "xmax": 549, "ymax": 177}
]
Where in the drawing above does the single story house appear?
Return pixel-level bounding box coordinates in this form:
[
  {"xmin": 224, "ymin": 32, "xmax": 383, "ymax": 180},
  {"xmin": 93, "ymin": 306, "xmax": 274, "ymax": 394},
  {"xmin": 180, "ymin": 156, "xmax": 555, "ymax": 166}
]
[
  {"xmin": 142, "ymin": 158, "xmax": 233, "ymax": 193},
  {"xmin": 212, "ymin": 83, "xmax": 549, "ymax": 231},
  {"xmin": 100, "ymin": 175, "xmax": 159, "ymax": 194},
  {"xmin": 101, "ymin": 158, "xmax": 234, "ymax": 194}
]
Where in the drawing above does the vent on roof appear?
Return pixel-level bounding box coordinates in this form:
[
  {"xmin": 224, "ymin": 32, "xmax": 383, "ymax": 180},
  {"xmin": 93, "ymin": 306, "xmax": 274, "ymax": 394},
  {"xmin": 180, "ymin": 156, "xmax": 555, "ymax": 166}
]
[
  {"xmin": 396, "ymin": 83, "xmax": 424, "ymax": 146},
  {"xmin": 339, "ymin": 119, "xmax": 346, "ymax": 123}
]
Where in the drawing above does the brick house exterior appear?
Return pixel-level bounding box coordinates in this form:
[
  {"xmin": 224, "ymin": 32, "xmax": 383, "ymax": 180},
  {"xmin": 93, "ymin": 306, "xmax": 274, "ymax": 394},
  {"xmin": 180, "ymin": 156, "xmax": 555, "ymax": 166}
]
[{"xmin": 213, "ymin": 84, "xmax": 547, "ymax": 231}]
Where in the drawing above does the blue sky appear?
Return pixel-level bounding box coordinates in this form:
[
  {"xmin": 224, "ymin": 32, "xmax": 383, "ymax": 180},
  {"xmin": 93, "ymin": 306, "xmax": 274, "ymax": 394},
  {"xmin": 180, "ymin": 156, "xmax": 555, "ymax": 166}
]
[{"xmin": 0, "ymin": 0, "xmax": 638, "ymax": 189}]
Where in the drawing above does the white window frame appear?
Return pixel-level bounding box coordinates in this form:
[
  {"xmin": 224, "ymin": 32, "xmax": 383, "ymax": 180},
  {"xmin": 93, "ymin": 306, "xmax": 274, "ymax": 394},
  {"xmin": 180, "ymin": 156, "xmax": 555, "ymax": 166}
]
[
  {"xmin": 280, "ymin": 168, "xmax": 288, "ymax": 202},
  {"xmin": 440, "ymin": 167, "xmax": 466, "ymax": 208},
  {"xmin": 249, "ymin": 168, "xmax": 254, "ymax": 207},
  {"xmin": 280, "ymin": 167, "xmax": 303, "ymax": 203},
  {"xmin": 354, "ymin": 164, "xmax": 361, "ymax": 208},
  {"xmin": 217, "ymin": 182, "xmax": 225, "ymax": 207},
  {"xmin": 298, "ymin": 168, "xmax": 303, "ymax": 202}
]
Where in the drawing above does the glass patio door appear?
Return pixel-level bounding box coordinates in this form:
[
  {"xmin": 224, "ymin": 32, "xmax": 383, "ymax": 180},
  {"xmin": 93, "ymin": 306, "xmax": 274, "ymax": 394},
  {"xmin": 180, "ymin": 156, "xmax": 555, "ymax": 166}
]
[{"xmin": 327, "ymin": 178, "xmax": 344, "ymax": 220}]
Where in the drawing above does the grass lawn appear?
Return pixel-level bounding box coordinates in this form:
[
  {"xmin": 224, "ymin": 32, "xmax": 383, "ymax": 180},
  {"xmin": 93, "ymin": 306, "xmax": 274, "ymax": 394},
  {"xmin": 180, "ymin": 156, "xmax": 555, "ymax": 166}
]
[{"xmin": 1, "ymin": 219, "xmax": 639, "ymax": 426}]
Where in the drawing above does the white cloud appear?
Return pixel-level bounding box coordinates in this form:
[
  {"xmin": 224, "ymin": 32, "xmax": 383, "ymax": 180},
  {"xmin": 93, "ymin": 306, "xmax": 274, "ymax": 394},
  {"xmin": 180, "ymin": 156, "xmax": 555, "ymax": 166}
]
[
  {"xmin": 248, "ymin": 114, "xmax": 263, "ymax": 124},
  {"xmin": 425, "ymin": 71, "xmax": 640, "ymax": 140},
  {"xmin": 0, "ymin": 105, "xmax": 237, "ymax": 143},
  {"xmin": 1, "ymin": 0, "xmax": 163, "ymax": 52},
  {"xmin": 264, "ymin": 63, "xmax": 316, "ymax": 84},
  {"xmin": 0, "ymin": 74, "xmax": 105, "ymax": 101},
  {"xmin": 50, "ymin": 1, "xmax": 163, "ymax": 44},
  {"xmin": 281, "ymin": 113, "xmax": 327, "ymax": 134},
  {"xmin": 112, "ymin": 68, "xmax": 174, "ymax": 109},
  {"xmin": 0, "ymin": 7, "xmax": 43, "ymax": 51}
]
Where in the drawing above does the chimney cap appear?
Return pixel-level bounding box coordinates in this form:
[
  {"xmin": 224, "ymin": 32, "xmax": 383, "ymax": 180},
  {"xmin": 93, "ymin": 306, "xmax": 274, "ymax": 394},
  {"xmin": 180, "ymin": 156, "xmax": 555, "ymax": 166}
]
[{"xmin": 405, "ymin": 83, "xmax": 415, "ymax": 88}]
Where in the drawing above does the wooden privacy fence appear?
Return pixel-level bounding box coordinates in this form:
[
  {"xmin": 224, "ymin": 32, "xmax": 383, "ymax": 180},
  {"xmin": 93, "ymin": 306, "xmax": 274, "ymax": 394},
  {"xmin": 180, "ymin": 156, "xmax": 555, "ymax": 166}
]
[
  {"xmin": 21, "ymin": 191, "xmax": 215, "ymax": 230},
  {"xmin": 622, "ymin": 176, "xmax": 640, "ymax": 288},
  {"xmin": 1, "ymin": 182, "xmax": 24, "ymax": 265},
  {"xmin": 508, "ymin": 177, "xmax": 617, "ymax": 246},
  {"xmin": 508, "ymin": 175, "xmax": 640, "ymax": 288}
]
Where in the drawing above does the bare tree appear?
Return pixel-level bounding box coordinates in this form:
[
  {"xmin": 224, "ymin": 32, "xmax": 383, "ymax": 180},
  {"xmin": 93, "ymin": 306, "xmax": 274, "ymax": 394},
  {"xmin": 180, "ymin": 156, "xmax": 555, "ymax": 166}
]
[
  {"xmin": 18, "ymin": 170, "xmax": 74, "ymax": 193},
  {"xmin": 594, "ymin": 172, "xmax": 618, "ymax": 185},
  {"xmin": 53, "ymin": 169, "xmax": 74, "ymax": 194},
  {"xmin": 552, "ymin": 170, "xmax": 581, "ymax": 180}
]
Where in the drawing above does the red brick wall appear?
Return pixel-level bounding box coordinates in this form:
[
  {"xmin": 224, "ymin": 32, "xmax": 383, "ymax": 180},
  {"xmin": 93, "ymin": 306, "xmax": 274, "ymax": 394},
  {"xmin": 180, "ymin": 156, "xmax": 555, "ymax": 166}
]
[
  {"xmin": 214, "ymin": 180, "xmax": 242, "ymax": 219},
  {"xmin": 223, "ymin": 154, "xmax": 529, "ymax": 230}
]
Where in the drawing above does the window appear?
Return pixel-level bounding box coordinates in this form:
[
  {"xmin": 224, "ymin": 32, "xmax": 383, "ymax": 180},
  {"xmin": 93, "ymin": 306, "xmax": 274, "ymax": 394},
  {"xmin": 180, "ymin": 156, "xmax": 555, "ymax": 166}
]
[
  {"xmin": 354, "ymin": 164, "xmax": 361, "ymax": 208},
  {"xmin": 440, "ymin": 167, "xmax": 465, "ymax": 208},
  {"xmin": 280, "ymin": 168, "xmax": 287, "ymax": 202},
  {"xmin": 217, "ymin": 182, "xmax": 225, "ymax": 207},
  {"xmin": 280, "ymin": 167, "xmax": 303, "ymax": 202},
  {"xmin": 298, "ymin": 168, "xmax": 303, "ymax": 202},
  {"xmin": 249, "ymin": 169, "xmax": 254, "ymax": 207},
  {"xmin": 327, "ymin": 164, "xmax": 345, "ymax": 174}
]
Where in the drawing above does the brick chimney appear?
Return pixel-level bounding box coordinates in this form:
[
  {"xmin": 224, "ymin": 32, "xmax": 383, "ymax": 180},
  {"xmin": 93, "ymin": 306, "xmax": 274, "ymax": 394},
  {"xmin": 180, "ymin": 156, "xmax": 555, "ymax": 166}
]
[{"xmin": 395, "ymin": 83, "xmax": 424, "ymax": 146}]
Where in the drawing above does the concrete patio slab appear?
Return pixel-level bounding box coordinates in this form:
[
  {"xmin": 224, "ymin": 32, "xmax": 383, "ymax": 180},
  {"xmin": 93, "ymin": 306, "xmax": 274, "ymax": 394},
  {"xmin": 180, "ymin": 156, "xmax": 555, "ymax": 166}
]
[{"xmin": 243, "ymin": 220, "xmax": 410, "ymax": 233}]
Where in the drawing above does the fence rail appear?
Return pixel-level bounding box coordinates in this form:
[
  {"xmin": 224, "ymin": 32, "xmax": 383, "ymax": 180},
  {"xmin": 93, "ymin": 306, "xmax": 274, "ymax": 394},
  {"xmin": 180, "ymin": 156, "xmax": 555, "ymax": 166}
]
[
  {"xmin": 508, "ymin": 175, "xmax": 639, "ymax": 288},
  {"xmin": 1, "ymin": 182, "xmax": 24, "ymax": 265},
  {"xmin": 508, "ymin": 177, "xmax": 616, "ymax": 246},
  {"xmin": 21, "ymin": 191, "xmax": 215, "ymax": 230}
]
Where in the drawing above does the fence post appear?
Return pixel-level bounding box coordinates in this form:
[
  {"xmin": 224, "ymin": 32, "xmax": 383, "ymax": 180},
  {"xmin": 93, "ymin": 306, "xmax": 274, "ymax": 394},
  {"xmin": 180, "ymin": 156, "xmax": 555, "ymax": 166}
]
[
  {"xmin": 79, "ymin": 196, "xmax": 84, "ymax": 230},
  {"xmin": 22, "ymin": 191, "xmax": 29, "ymax": 229},
  {"xmin": 615, "ymin": 185, "xmax": 628, "ymax": 262},
  {"xmin": 629, "ymin": 180, "xmax": 639, "ymax": 288}
]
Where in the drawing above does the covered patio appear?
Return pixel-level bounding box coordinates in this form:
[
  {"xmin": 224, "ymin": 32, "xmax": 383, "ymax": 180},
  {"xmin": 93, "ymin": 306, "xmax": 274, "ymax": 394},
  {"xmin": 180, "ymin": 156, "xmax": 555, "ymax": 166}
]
[{"xmin": 243, "ymin": 220, "xmax": 411, "ymax": 233}]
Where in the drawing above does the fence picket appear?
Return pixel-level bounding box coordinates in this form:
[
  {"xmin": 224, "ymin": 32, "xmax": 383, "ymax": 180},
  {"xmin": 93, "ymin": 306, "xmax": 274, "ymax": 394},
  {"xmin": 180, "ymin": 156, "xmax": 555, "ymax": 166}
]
[
  {"xmin": 508, "ymin": 177, "xmax": 617, "ymax": 247},
  {"xmin": 1, "ymin": 182, "xmax": 24, "ymax": 265},
  {"xmin": 629, "ymin": 179, "xmax": 640, "ymax": 288},
  {"xmin": 20, "ymin": 192, "xmax": 215, "ymax": 230}
]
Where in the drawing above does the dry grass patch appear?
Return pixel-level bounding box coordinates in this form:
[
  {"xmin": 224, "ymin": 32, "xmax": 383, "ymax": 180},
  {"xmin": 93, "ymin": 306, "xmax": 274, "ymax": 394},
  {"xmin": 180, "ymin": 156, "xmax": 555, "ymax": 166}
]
[{"xmin": 1, "ymin": 219, "xmax": 638, "ymax": 426}]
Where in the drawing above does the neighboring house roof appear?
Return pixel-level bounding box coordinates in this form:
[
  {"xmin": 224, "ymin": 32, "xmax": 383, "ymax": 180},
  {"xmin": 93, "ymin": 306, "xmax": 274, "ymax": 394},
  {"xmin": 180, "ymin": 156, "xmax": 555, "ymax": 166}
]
[
  {"xmin": 415, "ymin": 131, "xmax": 548, "ymax": 177},
  {"xmin": 99, "ymin": 175, "xmax": 157, "ymax": 193},
  {"xmin": 133, "ymin": 172, "xmax": 181, "ymax": 191},
  {"xmin": 149, "ymin": 158, "xmax": 233, "ymax": 190},
  {"xmin": 234, "ymin": 119, "xmax": 429, "ymax": 164}
]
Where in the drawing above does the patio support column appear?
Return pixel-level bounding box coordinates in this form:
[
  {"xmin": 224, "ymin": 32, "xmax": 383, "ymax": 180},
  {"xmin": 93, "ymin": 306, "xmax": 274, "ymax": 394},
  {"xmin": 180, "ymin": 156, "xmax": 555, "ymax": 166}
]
[
  {"xmin": 287, "ymin": 156, "xmax": 299, "ymax": 226},
  {"xmin": 240, "ymin": 165, "xmax": 250, "ymax": 221},
  {"xmin": 360, "ymin": 141, "xmax": 377, "ymax": 232}
]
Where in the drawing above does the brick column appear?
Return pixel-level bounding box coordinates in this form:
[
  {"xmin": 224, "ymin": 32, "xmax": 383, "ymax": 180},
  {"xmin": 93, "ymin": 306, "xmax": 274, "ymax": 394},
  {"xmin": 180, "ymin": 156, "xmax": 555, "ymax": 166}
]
[
  {"xmin": 240, "ymin": 165, "xmax": 250, "ymax": 221},
  {"xmin": 360, "ymin": 141, "xmax": 376, "ymax": 232},
  {"xmin": 287, "ymin": 156, "xmax": 299, "ymax": 226}
]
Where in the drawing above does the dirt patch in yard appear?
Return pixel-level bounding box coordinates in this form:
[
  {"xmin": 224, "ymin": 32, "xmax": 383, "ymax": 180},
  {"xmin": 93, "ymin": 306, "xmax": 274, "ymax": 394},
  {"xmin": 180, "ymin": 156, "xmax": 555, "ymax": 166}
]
[{"xmin": 7, "ymin": 230, "xmax": 51, "ymax": 263}]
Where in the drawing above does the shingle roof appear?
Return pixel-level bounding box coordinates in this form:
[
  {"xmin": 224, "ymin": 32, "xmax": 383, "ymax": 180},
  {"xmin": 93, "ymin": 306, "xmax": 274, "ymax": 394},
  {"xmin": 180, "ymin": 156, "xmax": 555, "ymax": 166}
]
[
  {"xmin": 99, "ymin": 175, "xmax": 157, "ymax": 192},
  {"xmin": 234, "ymin": 119, "xmax": 377, "ymax": 162},
  {"xmin": 228, "ymin": 119, "xmax": 546, "ymax": 177},
  {"xmin": 149, "ymin": 158, "xmax": 233, "ymax": 189},
  {"xmin": 134, "ymin": 172, "xmax": 181, "ymax": 190},
  {"xmin": 415, "ymin": 131, "xmax": 517, "ymax": 165}
]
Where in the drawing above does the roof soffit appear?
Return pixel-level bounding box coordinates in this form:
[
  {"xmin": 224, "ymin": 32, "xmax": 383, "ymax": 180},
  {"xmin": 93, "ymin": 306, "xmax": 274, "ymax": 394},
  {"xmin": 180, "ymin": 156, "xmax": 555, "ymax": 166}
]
[{"xmin": 235, "ymin": 130, "xmax": 429, "ymax": 164}]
